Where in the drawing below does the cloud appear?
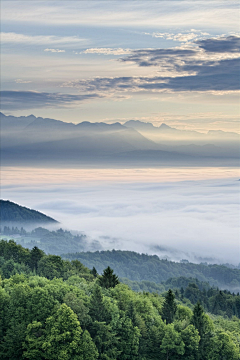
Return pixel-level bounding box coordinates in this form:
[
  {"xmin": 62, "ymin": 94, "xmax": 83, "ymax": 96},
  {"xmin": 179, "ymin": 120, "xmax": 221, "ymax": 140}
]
[
  {"xmin": 63, "ymin": 36, "xmax": 240, "ymax": 94},
  {"xmin": 1, "ymin": 32, "xmax": 86, "ymax": 45},
  {"xmin": 44, "ymin": 48, "xmax": 65, "ymax": 53},
  {"xmin": 149, "ymin": 31, "xmax": 207, "ymax": 43},
  {"xmin": 62, "ymin": 58, "xmax": 240, "ymax": 93},
  {"xmin": 83, "ymin": 48, "xmax": 132, "ymax": 55},
  {"xmin": 196, "ymin": 35, "xmax": 240, "ymax": 53},
  {"xmin": 1, "ymin": 1, "xmax": 239, "ymax": 30},
  {"xmin": 0, "ymin": 91, "xmax": 101, "ymax": 110},
  {"xmin": 2, "ymin": 172, "xmax": 239, "ymax": 264},
  {"xmin": 15, "ymin": 79, "xmax": 32, "ymax": 84}
]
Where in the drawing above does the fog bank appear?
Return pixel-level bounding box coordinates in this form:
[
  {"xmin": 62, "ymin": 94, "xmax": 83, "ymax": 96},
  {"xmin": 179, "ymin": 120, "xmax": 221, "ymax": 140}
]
[{"xmin": 1, "ymin": 167, "xmax": 239, "ymax": 264}]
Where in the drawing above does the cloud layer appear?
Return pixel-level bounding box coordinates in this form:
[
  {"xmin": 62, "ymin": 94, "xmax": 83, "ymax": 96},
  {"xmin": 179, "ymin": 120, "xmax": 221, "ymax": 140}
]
[
  {"xmin": 2, "ymin": 171, "xmax": 239, "ymax": 264},
  {"xmin": 1, "ymin": 32, "xmax": 86, "ymax": 46},
  {"xmin": 63, "ymin": 36, "xmax": 240, "ymax": 94},
  {"xmin": 0, "ymin": 91, "xmax": 101, "ymax": 110}
]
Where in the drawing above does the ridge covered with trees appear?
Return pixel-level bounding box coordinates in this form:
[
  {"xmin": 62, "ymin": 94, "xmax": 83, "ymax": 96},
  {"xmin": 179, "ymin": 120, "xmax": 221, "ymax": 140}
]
[
  {"xmin": 63, "ymin": 250, "xmax": 240, "ymax": 291},
  {"xmin": 0, "ymin": 240, "xmax": 239, "ymax": 359},
  {"xmin": 0, "ymin": 200, "xmax": 58, "ymax": 224}
]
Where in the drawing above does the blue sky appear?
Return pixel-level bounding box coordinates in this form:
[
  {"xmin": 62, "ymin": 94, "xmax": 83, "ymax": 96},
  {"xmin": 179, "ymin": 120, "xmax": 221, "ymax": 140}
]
[{"xmin": 1, "ymin": 1, "xmax": 240, "ymax": 132}]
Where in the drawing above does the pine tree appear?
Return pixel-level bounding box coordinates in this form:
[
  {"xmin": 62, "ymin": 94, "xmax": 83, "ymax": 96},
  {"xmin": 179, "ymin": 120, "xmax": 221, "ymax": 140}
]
[
  {"xmin": 29, "ymin": 246, "xmax": 44, "ymax": 271},
  {"xmin": 99, "ymin": 266, "xmax": 119, "ymax": 289},
  {"xmin": 191, "ymin": 302, "xmax": 213, "ymax": 360},
  {"xmin": 89, "ymin": 285, "xmax": 108, "ymax": 323},
  {"xmin": 90, "ymin": 266, "xmax": 98, "ymax": 278},
  {"xmin": 162, "ymin": 289, "xmax": 177, "ymax": 324}
]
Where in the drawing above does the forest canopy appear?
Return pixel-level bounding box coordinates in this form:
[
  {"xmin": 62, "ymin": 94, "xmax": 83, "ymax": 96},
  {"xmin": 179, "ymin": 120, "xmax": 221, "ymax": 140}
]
[{"xmin": 0, "ymin": 240, "xmax": 239, "ymax": 359}]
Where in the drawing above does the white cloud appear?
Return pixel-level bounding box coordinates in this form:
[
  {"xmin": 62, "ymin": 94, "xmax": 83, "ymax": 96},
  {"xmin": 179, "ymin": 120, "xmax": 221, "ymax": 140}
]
[
  {"xmin": 2, "ymin": 170, "xmax": 239, "ymax": 264},
  {"xmin": 15, "ymin": 79, "xmax": 32, "ymax": 84},
  {"xmin": 1, "ymin": 32, "xmax": 86, "ymax": 45},
  {"xmin": 44, "ymin": 48, "xmax": 65, "ymax": 53},
  {"xmin": 1, "ymin": 1, "xmax": 239, "ymax": 30},
  {"xmin": 150, "ymin": 31, "xmax": 209, "ymax": 43},
  {"xmin": 83, "ymin": 48, "xmax": 132, "ymax": 55}
]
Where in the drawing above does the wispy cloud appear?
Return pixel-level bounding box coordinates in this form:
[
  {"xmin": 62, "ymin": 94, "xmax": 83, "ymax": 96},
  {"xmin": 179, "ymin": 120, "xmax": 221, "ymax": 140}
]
[
  {"xmin": 0, "ymin": 91, "xmax": 101, "ymax": 110},
  {"xmin": 146, "ymin": 30, "xmax": 210, "ymax": 43},
  {"xmin": 83, "ymin": 48, "xmax": 131, "ymax": 55},
  {"xmin": 15, "ymin": 79, "xmax": 32, "ymax": 84},
  {"xmin": 44, "ymin": 48, "xmax": 65, "ymax": 53},
  {"xmin": 2, "ymin": 1, "xmax": 239, "ymax": 30},
  {"xmin": 1, "ymin": 32, "xmax": 86, "ymax": 45}
]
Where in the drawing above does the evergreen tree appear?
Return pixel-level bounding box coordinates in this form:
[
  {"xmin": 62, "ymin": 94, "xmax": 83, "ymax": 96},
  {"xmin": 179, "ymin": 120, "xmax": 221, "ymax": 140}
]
[
  {"xmin": 162, "ymin": 289, "xmax": 177, "ymax": 324},
  {"xmin": 99, "ymin": 266, "xmax": 119, "ymax": 289},
  {"xmin": 29, "ymin": 247, "xmax": 44, "ymax": 271},
  {"xmin": 191, "ymin": 302, "xmax": 213, "ymax": 360},
  {"xmin": 89, "ymin": 285, "xmax": 109, "ymax": 323},
  {"xmin": 90, "ymin": 266, "xmax": 98, "ymax": 278}
]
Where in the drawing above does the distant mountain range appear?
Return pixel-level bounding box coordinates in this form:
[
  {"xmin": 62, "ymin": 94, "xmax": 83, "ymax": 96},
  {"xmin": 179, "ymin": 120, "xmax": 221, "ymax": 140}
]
[
  {"xmin": 0, "ymin": 200, "xmax": 58, "ymax": 224},
  {"xmin": 1, "ymin": 112, "xmax": 239, "ymax": 166}
]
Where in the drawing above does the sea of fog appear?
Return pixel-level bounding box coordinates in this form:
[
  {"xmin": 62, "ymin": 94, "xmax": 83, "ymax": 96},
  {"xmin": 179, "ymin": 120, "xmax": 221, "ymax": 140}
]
[{"xmin": 1, "ymin": 167, "xmax": 239, "ymax": 265}]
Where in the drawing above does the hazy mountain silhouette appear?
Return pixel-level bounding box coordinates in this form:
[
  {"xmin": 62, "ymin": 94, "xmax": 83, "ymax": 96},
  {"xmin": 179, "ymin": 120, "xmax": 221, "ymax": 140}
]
[
  {"xmin": 124, "ymin": 119, "xmax": 240, "ymax": 145},
  {"xmin": 1, "ymin": 112, "xmax": 239, "ymax": 166}
]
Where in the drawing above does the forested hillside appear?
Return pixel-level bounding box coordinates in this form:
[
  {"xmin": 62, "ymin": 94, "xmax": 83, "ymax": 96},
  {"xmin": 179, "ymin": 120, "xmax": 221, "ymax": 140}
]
[
  {"xmin": 0, "ymin": 200, "xmax": 57, "ymax": 224},
  {"xmin": 0, "ymin": 226, "xmax": 94, "ymax": 254},
  {"xmin": 0, "ymin": 240, "xmax": 239, "ymax": 359},
  {"xmin": 63, "ymin": 250, "xmax": 240, "ymax": 291}
]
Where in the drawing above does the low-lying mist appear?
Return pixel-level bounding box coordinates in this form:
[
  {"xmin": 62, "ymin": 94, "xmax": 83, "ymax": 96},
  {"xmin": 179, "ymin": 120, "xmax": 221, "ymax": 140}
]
[{"xmin": 1, "ymin": 167, "xmax": 239, "ymax": 265}]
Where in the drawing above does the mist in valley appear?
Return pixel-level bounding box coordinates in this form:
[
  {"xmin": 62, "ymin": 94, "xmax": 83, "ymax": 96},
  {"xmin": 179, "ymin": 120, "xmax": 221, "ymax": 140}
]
[{"xmin": 2, "ymin": 167, "xmax": 239, "ymax": 265}]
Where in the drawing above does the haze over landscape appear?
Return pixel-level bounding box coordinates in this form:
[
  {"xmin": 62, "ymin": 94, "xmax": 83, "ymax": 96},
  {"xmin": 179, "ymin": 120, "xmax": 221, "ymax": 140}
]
[
  {"xmin": 1, "ymin": 0, "xmax": 239, "ymax": 266},
  {"xmin": 1, "ymin": 2, "xmax": 240, "ymax": 358}
]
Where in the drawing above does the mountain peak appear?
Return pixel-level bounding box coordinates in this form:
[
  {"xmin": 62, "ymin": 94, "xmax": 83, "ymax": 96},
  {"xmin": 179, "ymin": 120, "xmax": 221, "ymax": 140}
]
[
  {"xmin": 0, "ymin": 199, "xmax": 58, "ymax": 223},
  {"xmin": 159, "ymin": 123, "xmax": 172, "ymax": 130},
  {"xmin": 124, "ymin": 120, "xmax": 155, "ymax": 130}
]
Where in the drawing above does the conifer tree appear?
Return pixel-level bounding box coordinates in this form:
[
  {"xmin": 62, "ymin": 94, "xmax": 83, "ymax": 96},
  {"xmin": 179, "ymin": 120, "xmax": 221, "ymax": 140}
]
[
  {"xmin": 191, "ymin": 302, "xmax": 213, "ymax": 359},
  {"xmin": 99, "ymin": 266, "xmax": 119, "ymax": 289},
  {"xmin": 90, "ymin": 266, "xmax": 98, "ymax": 278},
  {"xmin": 162, "ymin": 289, "xmax": 177, "ymax": 324}
]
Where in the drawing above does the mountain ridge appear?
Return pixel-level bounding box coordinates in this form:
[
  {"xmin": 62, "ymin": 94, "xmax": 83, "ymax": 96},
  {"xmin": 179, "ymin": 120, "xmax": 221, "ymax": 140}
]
[
  {"xmin": 1, "ymin": 112, "xmax": 239, "ymax": 166},
  {"xmin": 0, "ymin": 200, "xmax": 58, "ymax": 224}
]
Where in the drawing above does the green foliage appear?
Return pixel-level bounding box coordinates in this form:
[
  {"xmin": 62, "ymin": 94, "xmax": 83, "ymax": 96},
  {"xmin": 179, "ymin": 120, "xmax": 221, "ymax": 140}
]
[
  {"xmin": 0, "ymin": 226, "xmax": 90, "ymax": 255},
  {"xmin": 99, "ymin": 266, "xmax": 119, "ymax": 289},
  {"xmin": 63, "ymin": 250, "xmax": 240, "ymax": 291},
  {"xmin": 162, "ymin": 289, "xmax": 177, "ymax": 324},
  {"xmin": 160, "ymin": 324, "xmax": 185, "ymax": 359},
  {"xmin": 0, "ymin": 241, "xmax": 239, "ymax": 360}
]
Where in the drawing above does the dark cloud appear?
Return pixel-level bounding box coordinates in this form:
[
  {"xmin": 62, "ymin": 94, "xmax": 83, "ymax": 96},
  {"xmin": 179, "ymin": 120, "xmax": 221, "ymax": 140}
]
[
  {"xmin": 65, "ymin": 36, "xmax": 239, "ymax": 94},
  {"xmin": 121, "ymin": 48, "xmax": 196, "ymax": 67},
  {"xmin": 196, "ymin": 36, "xmax": 240, "ymax": 53},
  {"xmin": 0, "ymin": 91, "xmax": 101, "ymax": 110},
  {"xmin": 68, "ymin": 58, "xmax": 240, "ymax": 92}
]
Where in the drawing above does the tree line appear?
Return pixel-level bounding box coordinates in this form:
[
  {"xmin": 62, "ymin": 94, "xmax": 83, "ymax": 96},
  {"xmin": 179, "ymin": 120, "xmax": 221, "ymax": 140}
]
[
  {"xmin": 63, "ymin": 249, "xmax": 240, "ymax": 290},
  {"xmin": 0, "ymin": 240, "xmax": 239, "ymax": 359}
]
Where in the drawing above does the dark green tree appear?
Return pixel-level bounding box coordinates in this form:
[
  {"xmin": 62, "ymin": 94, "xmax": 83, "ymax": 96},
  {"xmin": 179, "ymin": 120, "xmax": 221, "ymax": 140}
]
[
  {"xmin": 162, "ymin": 289, "xmax": 177, "ymax": 324},
  {"xmin": 99, "ymin": 266, "xmax": 119, "ymax": 289},
  {"xmin": 191, "ymin": 302, "xmax": 213, "ymax": 359},
  {"xmin": 29, "ymin": 247, "xmax": 44, "ymax": 271},
  {"xmin": 90, "ymin": 266, "xmax": 98, "ymax": 278},
  {"xmin": 89, "ymin": 285, "xmax": 110, "ymax": 323}
]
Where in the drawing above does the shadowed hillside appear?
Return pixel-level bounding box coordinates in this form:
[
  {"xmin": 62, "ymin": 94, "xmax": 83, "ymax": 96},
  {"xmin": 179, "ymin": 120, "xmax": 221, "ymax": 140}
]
[{"xmin": 0, "ymin": 200, "xmax": 58, "ymax": 224}]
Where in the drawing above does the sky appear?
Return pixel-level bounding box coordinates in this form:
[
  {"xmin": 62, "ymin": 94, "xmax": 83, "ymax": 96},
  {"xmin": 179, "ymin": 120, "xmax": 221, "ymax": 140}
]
[
  {"xmin": 1, "ymin": 0, "xmax": 240, "ymax": 132},
  {"xmin": 1, "ymin": 2, "xmax": 239, "ymax": 264}
]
